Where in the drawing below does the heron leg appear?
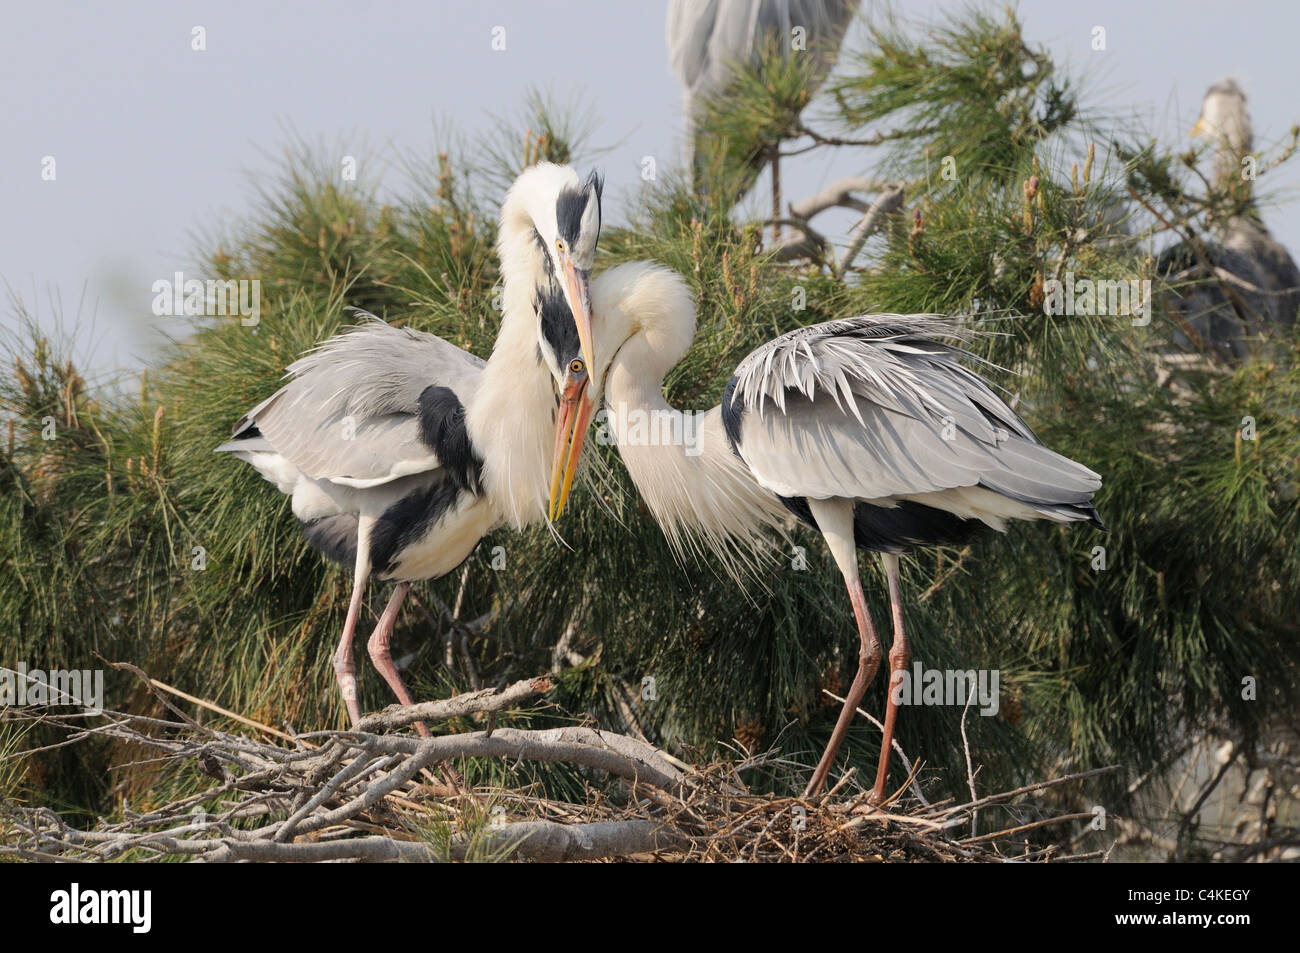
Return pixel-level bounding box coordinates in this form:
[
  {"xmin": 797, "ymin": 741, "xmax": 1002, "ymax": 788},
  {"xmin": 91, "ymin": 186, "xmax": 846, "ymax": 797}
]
[
  {"xmin": 366, "ymin": 582, "xmax": 431, "ymax": 738},
  {"xmin": 804, "ymin": 498, "xmax": 882, "ymax": 799},
  {"xmin": 870, "ymin": 553, "xmax": 910, "ymax": 805},
  {"xmin": 805, "ymin": 571, "xmax": 882, "ymax": 798},
  {"xmin": 332, "ymin": 528, "xmax": 372, "ymax": 728}
]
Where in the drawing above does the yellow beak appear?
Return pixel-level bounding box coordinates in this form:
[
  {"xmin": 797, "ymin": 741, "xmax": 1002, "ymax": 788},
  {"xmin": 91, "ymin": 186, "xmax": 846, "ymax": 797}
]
[
  {"xmin": 559, "ymin": 255, "xmax": 596, "ymax": 386},
  {"xmin": 1191, "ymin": 117, "xmax": 1206, "ymax": 138},
  {"xmin": 548, "ymin": 370, "xmax": 594, "ymax": 522}
]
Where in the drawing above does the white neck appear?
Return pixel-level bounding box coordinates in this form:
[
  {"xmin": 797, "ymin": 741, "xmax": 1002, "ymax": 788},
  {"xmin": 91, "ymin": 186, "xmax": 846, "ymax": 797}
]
[
  {"xmin": 465, "ymin": 202, "xmax": 556, "ymax": 529},
  {"xmin": 595, "ymin": 263, "xmax": 787, "ymax": 573}
]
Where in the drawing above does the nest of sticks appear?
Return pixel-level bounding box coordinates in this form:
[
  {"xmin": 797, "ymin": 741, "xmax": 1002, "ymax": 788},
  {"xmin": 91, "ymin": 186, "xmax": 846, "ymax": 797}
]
[{"xmin": 0, "ymin": 669, "xmax": 1117, "ymax": 863}]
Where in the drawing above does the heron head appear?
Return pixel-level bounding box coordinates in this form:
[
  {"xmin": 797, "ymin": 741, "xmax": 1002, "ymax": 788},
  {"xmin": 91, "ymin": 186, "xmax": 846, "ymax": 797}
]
[
  {"xmin": 1192, "ymin": 79, "xmax": 1252, "ymax": 153},
  {"xmin": 548, "ymin": 263, "xmax": 697, "ymax": 522},
  {"xmin": 533, "ymin": 285, "xmax": 594, "ymax": 521},
  {"xmin": 547, "ymin": 350, "xmax": 592, "ymax": 523},
  {"xmin": 546, "ymin": 170, "xmax": 602, "ymax": 379},
  {"xmin": 508, "ymin": 166, "xmax": 601, "ymax": 522},
  {"xmin": 503, "ymin": 163, "xmax": 603, "ymax": 373}
]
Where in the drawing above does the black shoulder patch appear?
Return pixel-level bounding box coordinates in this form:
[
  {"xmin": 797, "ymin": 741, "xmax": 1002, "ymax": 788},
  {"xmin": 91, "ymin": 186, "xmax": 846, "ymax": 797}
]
[
  {"xmin": 369, "ymin": 474, "xmax": 466, "ymax": 577},
  {"xmin": 720, "ymin": 375, "xmax": 744, "ymax": 456},
  {"xmin": 536, "ymin": 286, "xmax": 580, "ymax": 366},
  {"xmin": 416, "ymin": 385, "xmax": 482, "ymax": 492}
]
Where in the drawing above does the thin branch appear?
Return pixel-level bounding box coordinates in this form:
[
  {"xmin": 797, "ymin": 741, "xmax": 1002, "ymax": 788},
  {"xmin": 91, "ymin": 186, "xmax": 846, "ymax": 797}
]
[
  {"xmin": 840, "ymin": 184, "xmax": 905, "ymax": 273},
  {"xmin": 354, "ymin": 676, "xmax": 552, "ymax": 733},
  {"xmin": 960, "ymin": 685, "xmax": 980, "ymax": 837},
  {"xmin": 788, "ymin": 176, "xmax": 890, "ymax": 220}
]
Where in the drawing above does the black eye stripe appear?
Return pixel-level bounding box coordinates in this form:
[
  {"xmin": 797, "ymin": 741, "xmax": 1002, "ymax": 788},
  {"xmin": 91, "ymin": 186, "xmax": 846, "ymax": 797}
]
[
  {"xmin": 555, "ymin": 174, "xmax": 603, "ymax": 246},
  {"xmin": 555, "ymin": 188, "xmax": 588, "ymax": 244},
  {"xmin": 535, "ymin": 287, "xmax": 580, "ymax": 367}
]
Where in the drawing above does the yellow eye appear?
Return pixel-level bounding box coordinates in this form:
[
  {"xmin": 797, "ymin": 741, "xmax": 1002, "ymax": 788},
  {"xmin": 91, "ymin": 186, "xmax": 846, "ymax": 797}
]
[
  {"xmin": 569, "ymin": 359, "xmax": 584, "ymax": 374},
  {"xmin": 555, "ymin": 239, "xmax": 565, "ymax": 253}
]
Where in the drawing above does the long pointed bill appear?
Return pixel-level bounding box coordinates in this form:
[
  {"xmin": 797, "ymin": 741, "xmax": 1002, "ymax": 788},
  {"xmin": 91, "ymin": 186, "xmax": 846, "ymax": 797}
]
[
  {"xmin": 548, "ymin": 373, "xmax": 594, "ymax": 522},
  {"xmin": 559, "ymin": 257, "xmax": 596, "ymax": 382}
]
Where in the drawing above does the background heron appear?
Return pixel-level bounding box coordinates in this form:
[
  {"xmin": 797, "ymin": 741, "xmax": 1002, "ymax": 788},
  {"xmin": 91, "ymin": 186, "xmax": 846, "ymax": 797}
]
[
  {"xmin": 564, "ymin": 261, "xmax": 1103, "ymax": 802},
  {"xmin": 217, "ymin": 163, "xmax": 603, "ymax": 731},
  {"xmin": 666, "ymin": 0, "xmax": 861, "ymax": 214},
  {"xmin": 1158, "ymin": 79, "xmax": 1300, "ymax": 360}
]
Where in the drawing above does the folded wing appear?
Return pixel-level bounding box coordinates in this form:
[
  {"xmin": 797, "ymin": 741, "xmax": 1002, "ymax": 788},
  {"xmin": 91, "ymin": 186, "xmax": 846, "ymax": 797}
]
[
  {"xmin": 217, "ymin": 315, "xmax": 484, "ymax": 492},
  {"xmin": 724, "ymin": 316, "xmax": 1101, "ymax": 524}
]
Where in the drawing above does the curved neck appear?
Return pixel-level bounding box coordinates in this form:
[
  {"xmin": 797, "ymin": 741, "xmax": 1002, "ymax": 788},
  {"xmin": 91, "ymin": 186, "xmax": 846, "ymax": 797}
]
[
  {"xmin": 603, "ymin": 334, "xmax": 786, "ymax": 573},
  {"xmin": 465, "ymin": 214, "xmax": 557, "ymax": 529}
]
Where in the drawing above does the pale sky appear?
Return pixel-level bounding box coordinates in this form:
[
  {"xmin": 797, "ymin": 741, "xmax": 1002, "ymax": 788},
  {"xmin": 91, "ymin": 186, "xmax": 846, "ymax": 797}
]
[{"xmin": 5, "ymin": 1, "xmax": 1298, "ymax": 374}]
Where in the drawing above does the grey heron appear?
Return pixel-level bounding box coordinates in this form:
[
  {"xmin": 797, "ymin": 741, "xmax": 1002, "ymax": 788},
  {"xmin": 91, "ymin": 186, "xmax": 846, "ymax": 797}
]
[
  {"xmin": 667, "ymin": 0, "xmax": 861, "ymax": 212},
  {"xmin": 1157, "ymin": 79, "xmax": 1300, "ymax": 360},
  {"xmin": 217, "ymin": 163, "xmax": 603, "ymax": 732},
  {"xmin": 563, "ymin": 261, "xmax": 1103, "ymax": 802}
]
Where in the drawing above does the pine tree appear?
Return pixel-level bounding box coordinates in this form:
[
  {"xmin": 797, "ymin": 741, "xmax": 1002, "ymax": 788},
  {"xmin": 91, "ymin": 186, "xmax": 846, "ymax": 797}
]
[{"xmin": 3, "ymin": 7, "xmax": 1296, "ymax": 857}]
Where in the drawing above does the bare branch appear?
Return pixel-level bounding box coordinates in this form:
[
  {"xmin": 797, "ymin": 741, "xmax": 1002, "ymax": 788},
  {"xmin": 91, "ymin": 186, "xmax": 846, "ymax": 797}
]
[
  {"xmin": 768, "ymin": 219, "xmax": 828, "ymax": 263},
  {"xmin": 354, "ymin": 676, "xmax": 553, "ymax": 733},
  {"xmin": 789, "ymin": 177, "xmax": 889, "ymax": 220},
  {"xmin": 840, "ymin": 184, "xmax": 905, "ymax": 273}
]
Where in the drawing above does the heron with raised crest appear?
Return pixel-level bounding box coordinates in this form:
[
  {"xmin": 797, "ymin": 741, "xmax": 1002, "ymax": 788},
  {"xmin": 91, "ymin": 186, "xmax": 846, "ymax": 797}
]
[{"xmin": 217, "ymin": 163, "xmax": 604, "ymax": 732}]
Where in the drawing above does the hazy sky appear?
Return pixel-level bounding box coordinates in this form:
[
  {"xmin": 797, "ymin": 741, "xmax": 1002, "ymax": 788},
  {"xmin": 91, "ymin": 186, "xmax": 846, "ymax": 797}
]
[{"xmin": 5, "ymin": 1, "xmax": 1299, "ymax": 374}]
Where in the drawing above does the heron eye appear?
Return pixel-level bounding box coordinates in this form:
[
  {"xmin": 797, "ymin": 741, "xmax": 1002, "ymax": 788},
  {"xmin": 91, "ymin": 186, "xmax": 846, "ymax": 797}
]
[
  {"xmin": 555, "ymin": 239, "xmax": 565, "ymax": 253},
  {"xmin": 569, "ymin": 359, "xmax": 584, "ymax": 374}
]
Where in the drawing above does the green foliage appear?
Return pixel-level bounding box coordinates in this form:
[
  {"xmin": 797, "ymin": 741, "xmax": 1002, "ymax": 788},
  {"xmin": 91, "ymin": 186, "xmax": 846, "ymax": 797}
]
[
  {"xmin": 694, "ymin": 34, "xmax": 830, "ymax": 199},
  {"xmin": 3, "ymin": 5, "xmax": 1297, "ymax": 825},
  {"xmin": 830, "ymin": 5, "xmax": 1077, "ymax": 178}
]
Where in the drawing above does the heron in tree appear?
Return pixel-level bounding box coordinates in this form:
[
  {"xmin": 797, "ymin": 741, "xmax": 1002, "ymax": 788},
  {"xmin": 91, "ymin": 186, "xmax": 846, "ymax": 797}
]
[
  {"xmin": 556, "ymin": 261, "xmax": 1103, "ymax": 802},
  {"xmin": 217, "ymin": 163, "xmax": 603, "ymax": 732},
  {"xmin": 666, "ymin": 0, "xmax": 861, "ymax": 214},
  {"xmin": 1158, "ymin": 79, "xmax": 1300, "ymax": 360}
]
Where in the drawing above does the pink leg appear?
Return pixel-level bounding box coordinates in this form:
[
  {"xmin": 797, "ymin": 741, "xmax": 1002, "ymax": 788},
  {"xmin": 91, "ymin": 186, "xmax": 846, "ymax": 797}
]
[
  {"xmin": 332, "ymin": 545, "xmax": 370, "ymax": 727},
  {"xmin": 804, "ymin": 570, "xmax": 883, "ymax": 798},
  {"xmin": 870, "ymin": 553, "xmax": 910, "ymax": 805},
  {"xmin": 366, "ymin": 582, "xmax": 430, "ymax": 738}
]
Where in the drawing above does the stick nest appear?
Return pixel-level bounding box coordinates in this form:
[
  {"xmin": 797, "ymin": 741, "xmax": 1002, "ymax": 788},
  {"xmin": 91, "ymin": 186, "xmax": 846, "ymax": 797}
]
[{"xmin": 0, "ymin": 671, "xmax": 1115, "ymax": 863}]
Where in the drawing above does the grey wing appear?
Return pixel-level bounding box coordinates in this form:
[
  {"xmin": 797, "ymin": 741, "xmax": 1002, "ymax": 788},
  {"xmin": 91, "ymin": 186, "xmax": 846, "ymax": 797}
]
[
  {"xmin": 666, "ymin": 0, "xmax": 723, "ymax": 92},
  {"xmin": 667, "ymin": 0, "xmax": 859, "ymax": 102},
  {"xmin": 727, "ymin": 315, "xmax": 1101, "ymax": 510},
  {"xmin": 217, "ymin": 316, "xmax": 483, "ymax": 489}
]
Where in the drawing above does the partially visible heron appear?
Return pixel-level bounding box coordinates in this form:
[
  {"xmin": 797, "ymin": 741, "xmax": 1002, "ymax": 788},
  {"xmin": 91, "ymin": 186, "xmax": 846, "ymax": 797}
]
[
  {"xmin": 666, "ymin": 0, "xmax": 861, "ymax": 212},
  {"xmin": 560, "ymin": 261, "xmax": 1103, "ymax": 802},
  {"xmin": 1158, "ymin": 79, "xmax": 1300, "ymax": 360},
  {"xmin": 217, "ymin": 163, "xmax": 603, "ymax": 732}
]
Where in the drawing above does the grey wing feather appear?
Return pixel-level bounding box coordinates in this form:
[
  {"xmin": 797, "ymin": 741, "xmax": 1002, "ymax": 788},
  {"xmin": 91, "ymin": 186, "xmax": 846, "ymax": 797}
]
[
  {"xmin": 668, "ymin": 0, "xmax": 860, "ymax": 96},
  {"xmin": 221, "ymin": 314, "xmax": 483, "ymax": 488},
  {"xmin": 730, "ymin": 315, "xmax": 1101, "ymax": 506},
  {"xmin": 667, "ymin": 0, "xmax": 860, "ymax": 147}
]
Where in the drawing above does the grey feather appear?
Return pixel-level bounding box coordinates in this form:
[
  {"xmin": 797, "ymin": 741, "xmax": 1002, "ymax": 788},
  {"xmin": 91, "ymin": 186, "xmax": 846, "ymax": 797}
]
[
  {"xmin": 221, "ymin": 314, "xmax": 484, "ymax": 488},
  {"xmin": 729, "ymin": 315, "xmax": 1101, "ymax": 512},
  {"xmin": 667, "ymin": 0, "xmax": 861, "ymax": 169}
]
